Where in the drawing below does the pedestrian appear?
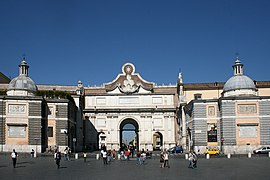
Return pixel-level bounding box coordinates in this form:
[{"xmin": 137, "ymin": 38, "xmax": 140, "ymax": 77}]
[
  {"xmin": 136, "ymin": 151, "xmax": 141, "ymax": 165},
  {"xmin": 83, "ymin": 152, "xmax": 87, "ymax": 163},
  {"xmin": 125, "ymin": 148, "xmax": 130, "ymax": 160},
  {"xmin": 107, "ymin": 149, "xmax": 112, "ymax": 163},
  {"xmin": 160, "ymin": 151, "xmax": 164, "ymax": 168},
  {"xmin": 67, "ymin": 147, "xmax": 71, "ymax": 161},
  {"xmin": 55, "ymin": 151, "xmax": 61, "ymax": 169},
  {"xmin": 11, "ymin": 149, "xmax": 18, "ymax": 168},
  {"xmin": 163, "ymin": 150, "xmax": 170, "ymax": 168},
  {"xmin": 64, "ymin": 147, "xmax": 68, "ymax": 160},
  {"xmin": 30, "ymin": 149, "xmax": 35, "ymax": 158},
  {"xmin": 188, "ymin": 152, "xmax": 194, "ymax": 169},
  {"xmin": 192, "ymin": 152, "xmax": 198, "ymax": 168},
  {"xmin": 101, "ymin": 149, "xmax": 108, "ymax": 165},
  {"xmin": 140, "ymin": 150, "xmax": 146, "ymax": 165}
]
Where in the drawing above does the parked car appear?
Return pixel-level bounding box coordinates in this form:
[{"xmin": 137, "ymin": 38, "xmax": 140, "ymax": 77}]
[
  {"xmin": 168, "ymin": 146, "xmax": 183, "ymax": 154},
  {"xmin": 253, "ymin": 147, "xmax": 270, "ymax": 154},
  {"xmin": 204, "ymin": 148, "xmax": 220, "ymax": 155}
]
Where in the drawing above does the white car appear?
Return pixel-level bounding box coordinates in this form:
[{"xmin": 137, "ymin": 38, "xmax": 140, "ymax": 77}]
[{"xmin": 253, "ymin": 147, "xmax": 270, "ymax": 154}]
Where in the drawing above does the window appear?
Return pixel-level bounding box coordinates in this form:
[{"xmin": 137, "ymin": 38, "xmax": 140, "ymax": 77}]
[
  {"xmin": 8, "ymin": 125, "xmax": 26, "ymax": 138},
  {"xmin": 48, "ymin": 127, "xmax": 53, "ymax": 137},
  {"xmin": 239, "ymin": 125, "xmax": 257, "ymax": 138},
  {"xmin": 194, "ymin": 94, "xmax": 202, "ymax": 100}
]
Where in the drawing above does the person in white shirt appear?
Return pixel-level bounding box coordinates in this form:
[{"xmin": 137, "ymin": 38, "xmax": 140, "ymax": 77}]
[
  {"xmin": 11, "ymin": 149, "xmax": 18, "ymax": 168},
  {"xmin": 163, "ymin": 150, "xmax": 170, "ymax": 168},
  {"xmin": 101, "ymin": 150, "xmax": 108, "ymax": 165}
]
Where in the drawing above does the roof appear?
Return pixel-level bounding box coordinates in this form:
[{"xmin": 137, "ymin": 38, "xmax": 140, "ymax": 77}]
[
  {"xmin": 0, "ymin": 72, "xmax": 10, "ymax": 84},
  {"xmin": 223, "ymin": 75, "xmax": 256, "ymax": 92}
]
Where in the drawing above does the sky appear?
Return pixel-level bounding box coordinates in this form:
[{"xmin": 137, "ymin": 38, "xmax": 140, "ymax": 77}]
[{"xmin": 1, "ymin": 0, "xmax": 270, "ymax": 87}]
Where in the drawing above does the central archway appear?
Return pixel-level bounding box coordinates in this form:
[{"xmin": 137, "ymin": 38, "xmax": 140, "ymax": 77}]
[{"xmin": 120, "ymin": 119, "xmax": 139, "ymax": 151}]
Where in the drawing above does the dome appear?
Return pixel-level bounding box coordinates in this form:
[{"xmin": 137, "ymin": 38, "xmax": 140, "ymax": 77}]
[
  {"xmin": 222, "ymin": 57, "xmax": 256, "ymax": 97},
  {"xmin": 6, "ymin": 59, "xmax": 37, "ymax": 96},
  {"xmin": 223, "ymin": 75, "xmax": 256, "ymax": 92},
  {"xmin": 7, "ymin": 75, "xmax": 37, "ymax": 93}
]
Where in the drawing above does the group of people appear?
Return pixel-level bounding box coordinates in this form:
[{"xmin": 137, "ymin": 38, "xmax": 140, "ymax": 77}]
[
  {"xmin": 159, "ymin": 150, "xmax": 170, "ymax": 168},
  {"xmin": 99, "ymin": 144, "xmax": 153, "ymax": 166},
  {"xmin": 9, "ymin": 146, "xmax": 198, "ymax": 170}
]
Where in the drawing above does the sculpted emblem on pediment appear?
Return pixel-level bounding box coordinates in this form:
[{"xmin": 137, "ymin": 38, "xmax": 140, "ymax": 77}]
[{"xmin": 119, "ymin": 74, "xmax": 140, "ymax": 94}]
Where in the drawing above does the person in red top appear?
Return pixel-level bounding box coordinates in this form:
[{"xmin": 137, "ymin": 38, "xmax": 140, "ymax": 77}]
[{"xmin": 125, "ymin": 149, "xmax": 130, "ymax": 160}]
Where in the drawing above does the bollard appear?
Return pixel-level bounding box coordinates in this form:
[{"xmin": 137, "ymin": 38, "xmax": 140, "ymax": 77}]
[
  {"xmin": 248, "ymin": 152, "xmax": 251, "ymax": 158},
  {"xmin": 185, "ymin": 154, "xmax": 188, "ymax": 160},
  {"xmin": 96, "ymin": 153, "xmax": 100, "ymax": 160},
  {"xmin": 227, "ymin": 154, "xmax": 231, "ymax": 159},
  {"xmin": 206, "ymin": 154, "xmax": 210, "ymax": 159},
  {"xmin": 75, "ymin": 153, "xmax": 78, "ymax": 159},
  {"xmin": 268, "ymin": 152, "xmax": 270, "ymax": 158}
]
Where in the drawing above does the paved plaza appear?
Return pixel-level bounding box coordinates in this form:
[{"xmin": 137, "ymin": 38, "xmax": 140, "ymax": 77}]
[{"xmin": 0, "ymin": 153, "xmax": 269, "ymax": 180}]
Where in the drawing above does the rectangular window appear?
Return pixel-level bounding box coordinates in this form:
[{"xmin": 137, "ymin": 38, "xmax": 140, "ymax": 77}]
[
  {"xmin": 8, "ymin": 125, "xmax": 26, "ymax": 138},
  {"xmin": 48, "ymin": 127, "xmax": 53, "ymax": 137},
  {"xmin": 239, "ymin": 125, "xmax": 257, "ymax": 138},
  {"xmin": 48, "ymin": 106, "xmax": 54, "ymax": 116},
  {"xmin": 194, "ymin": 94, "xmax": 202, "ymax": 100}
]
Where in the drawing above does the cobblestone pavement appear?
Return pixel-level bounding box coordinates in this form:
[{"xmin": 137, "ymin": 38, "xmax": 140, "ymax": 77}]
[{"xmin": 0, "ymin": 153, "xmax": 269, "ymax": 180}]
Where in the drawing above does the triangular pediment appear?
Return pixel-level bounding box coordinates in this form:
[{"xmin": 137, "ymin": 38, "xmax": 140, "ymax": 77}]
[{"xmin": 104, "ymin": 63, "xmax": 154, "ymax": 94}]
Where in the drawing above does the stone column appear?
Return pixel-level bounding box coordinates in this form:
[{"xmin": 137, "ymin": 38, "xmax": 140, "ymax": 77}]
[{"xmin": 181, "ymin": 106, "xmax": 187, "ymax": 150}]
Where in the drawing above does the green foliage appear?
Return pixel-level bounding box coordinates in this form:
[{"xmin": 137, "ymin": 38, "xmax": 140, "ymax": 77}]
[{"xmin": 37, "ymin": 90, "xmax": 75, "ymax": 103}]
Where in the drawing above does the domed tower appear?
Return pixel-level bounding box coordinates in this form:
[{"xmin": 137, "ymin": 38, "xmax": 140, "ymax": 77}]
[
  {"xmin": 222, "ymin": 57, "xmax": 256, "ymax": 97},
  {"xmin": 7, "ymin": 58, "xmax": 37, "ymax": 96}
]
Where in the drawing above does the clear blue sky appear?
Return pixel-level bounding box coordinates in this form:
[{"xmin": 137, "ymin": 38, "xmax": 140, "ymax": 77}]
[{"xmin": 1, "ymin": 0, "xmax": 270, "ymax": 86}]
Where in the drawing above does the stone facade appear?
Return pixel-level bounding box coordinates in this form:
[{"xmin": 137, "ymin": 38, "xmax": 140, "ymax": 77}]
[
  {"xmin": 83, "ymin": 63, "xmax": 178, "ymax": 151},
  {"xmin": 1, "ymin": 58, "xmax": 270, "ymax": 154}
]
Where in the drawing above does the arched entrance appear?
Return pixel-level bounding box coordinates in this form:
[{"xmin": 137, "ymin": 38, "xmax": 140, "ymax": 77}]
[
  {"xmin": 120, "ymin": 119, "xmax": 139, "ymax": 151},
  {"xmin": 153, "ymin": 132, "xmax": 163, "ymax": 150}
]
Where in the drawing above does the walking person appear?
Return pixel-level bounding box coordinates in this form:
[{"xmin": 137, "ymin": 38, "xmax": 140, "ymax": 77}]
[
  {"xmin": 159, "ymin": 151, "xmax": 164, "ymax": 168},
  {"xmin": 101, "ymin": 149, "xmax": 108, "ymax": 165},
  {"xmin": 64, "ymin": 147, "xmax": 68, "ymax": 161},
  {"xmin": 140, "ymin": 150, "xmax": 146, "ymax": 165},
  {"xmin": 136, "ymin": 151, "xmax": 141, "ymax": 165},
  {"xmin": 30, "ymin": 149, "xmax": 35, "ymax": 158},
  {"xmin": 83, "ymin": 152, "xmax": 87, "ymax": 163},
  {"xmin": 11, "ymin": 149, "xmax": 18, "ymax": 168},
  {"xmin": 188, "ymin": 152, "xmax": 194, "ymax": 169},
  {"xmin": 192, "ymin": 152, "xmax": 198, "ymax": 168},
  {"xmin": 163, "ymin": 150, "xmax": 170, "ymax": 168},
  {"xmin": 67, "ymin": 147, "xmax": 71, "ymax": 161},
  {"xmin": 55, "ymin": 151, "xmax": 62, "ymax": 169}
]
